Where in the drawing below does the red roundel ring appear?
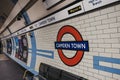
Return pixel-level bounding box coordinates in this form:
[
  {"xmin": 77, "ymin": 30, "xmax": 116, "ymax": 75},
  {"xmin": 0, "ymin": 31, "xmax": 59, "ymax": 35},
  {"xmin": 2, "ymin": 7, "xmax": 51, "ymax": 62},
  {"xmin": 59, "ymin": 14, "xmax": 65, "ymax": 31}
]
[{"xmin": 57, "ymin": 25, "xmax": 84, "ymax": 66}]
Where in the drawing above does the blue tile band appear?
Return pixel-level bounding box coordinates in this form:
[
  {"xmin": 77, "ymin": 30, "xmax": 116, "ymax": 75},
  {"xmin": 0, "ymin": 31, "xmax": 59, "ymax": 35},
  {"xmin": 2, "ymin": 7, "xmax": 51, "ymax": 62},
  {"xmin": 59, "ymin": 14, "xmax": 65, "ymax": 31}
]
[
  {"xmin": 36, "ymin": 49, "xmax": 54, "ymax": 59},
  {"xmin": 93, "ymin": 56, "xmax": 120, "ymax": 74},
  {"xmin": 22, "ymin": 11, "xmax": 37, "ymax": 71},
  {"xmin": 30, "ymin": 32, "xmax": 37, "ymax": 69}
]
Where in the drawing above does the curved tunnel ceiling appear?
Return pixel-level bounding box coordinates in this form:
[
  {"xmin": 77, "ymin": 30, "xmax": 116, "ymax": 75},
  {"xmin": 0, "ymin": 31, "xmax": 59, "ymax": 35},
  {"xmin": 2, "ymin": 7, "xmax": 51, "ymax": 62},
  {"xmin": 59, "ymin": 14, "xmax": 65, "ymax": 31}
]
[{"xmin": 0, "ymin": 0, "xmax": 16, "ymax": 29}]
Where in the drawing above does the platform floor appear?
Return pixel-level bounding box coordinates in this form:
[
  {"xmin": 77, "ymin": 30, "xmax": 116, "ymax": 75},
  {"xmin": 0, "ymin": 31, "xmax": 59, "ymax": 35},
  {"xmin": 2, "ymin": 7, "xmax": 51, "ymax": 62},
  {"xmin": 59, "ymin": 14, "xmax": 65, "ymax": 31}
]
[
  {"xmin": 0, "ymin": 53, "xmax": 9, "ymax": 61},
  {"xmin": 0, "ymin": 54, "xmax": 25, "ymax": 80}
]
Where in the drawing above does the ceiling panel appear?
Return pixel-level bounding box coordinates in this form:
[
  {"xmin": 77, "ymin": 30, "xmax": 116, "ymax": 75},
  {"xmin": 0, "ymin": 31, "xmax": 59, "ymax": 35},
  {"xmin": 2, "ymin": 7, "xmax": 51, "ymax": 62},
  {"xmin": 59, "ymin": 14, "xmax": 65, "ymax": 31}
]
[{"xmin": 0, "ymin": 0, "xmax": 15, "ymax": 28}]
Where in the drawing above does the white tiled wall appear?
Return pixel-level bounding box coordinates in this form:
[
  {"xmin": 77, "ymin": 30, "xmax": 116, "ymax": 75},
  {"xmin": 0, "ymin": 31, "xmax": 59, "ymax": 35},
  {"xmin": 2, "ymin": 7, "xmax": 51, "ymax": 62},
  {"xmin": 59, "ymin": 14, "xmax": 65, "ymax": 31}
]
[
  {"xmin": 33, "ymin": 3, "xmax": 120, "ymax": 80},
  {"xmin": 3, "ymin": 29, "xmax": 10, "ymax": 36},
  {"xmin": 9, "ymin": 18, "xmax": 25, "ymax": 33}
]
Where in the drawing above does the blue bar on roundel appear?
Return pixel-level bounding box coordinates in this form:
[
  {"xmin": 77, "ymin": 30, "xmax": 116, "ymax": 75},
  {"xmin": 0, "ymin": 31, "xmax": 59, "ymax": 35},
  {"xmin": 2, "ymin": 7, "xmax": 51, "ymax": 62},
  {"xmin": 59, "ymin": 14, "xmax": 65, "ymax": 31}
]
[{"xmin": 55, "ymin": 41, "xmax": 89, "ymax": 51}]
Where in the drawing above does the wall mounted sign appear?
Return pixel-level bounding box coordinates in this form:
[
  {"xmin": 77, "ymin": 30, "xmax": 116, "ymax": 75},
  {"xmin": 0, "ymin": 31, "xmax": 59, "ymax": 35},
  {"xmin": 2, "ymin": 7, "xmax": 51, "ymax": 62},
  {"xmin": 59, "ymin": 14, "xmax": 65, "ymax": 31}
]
[
  {"xmin": 55, "ymin": 41, "xmax": 89, "ymax": 51},
  {"xmin": 6, "ymin": 38, "xmax": 12, "ymax": 55},
  {"xmin": 15, "ymin": 36, "xmax": 19, "ymax": 58},
  {"xmin": 15, "ymin": 34, "xmax": 28, "ymax": 63},
  {"xmin": 83, "ymin": 0, "xmax": 119, "ymax": 11},
  {"xmin": 55, "ymin": 25, "xmax": 89, "ymax": 66},
  {"xmin": 68, "ymin": 5, "xmax": 82, "ymax": 14},
  {"xmin": 21, "ymin": 35, "xmax": 28, "ymax": 63}
]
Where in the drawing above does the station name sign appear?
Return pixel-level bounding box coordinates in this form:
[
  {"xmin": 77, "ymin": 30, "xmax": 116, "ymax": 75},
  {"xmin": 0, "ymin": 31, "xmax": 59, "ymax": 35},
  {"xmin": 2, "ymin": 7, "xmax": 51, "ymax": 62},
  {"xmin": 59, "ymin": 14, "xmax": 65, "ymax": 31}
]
[{"xmin": 55, "ymin": 41, "xmax": 89, "ymax": 51}]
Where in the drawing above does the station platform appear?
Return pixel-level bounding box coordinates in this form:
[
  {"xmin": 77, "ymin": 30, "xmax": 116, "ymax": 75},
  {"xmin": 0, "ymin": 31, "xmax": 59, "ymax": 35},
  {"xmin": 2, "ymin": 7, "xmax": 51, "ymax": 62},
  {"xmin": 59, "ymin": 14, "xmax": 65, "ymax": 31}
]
[
  {"xmin": 0, "ymin": 0, "xmax": 120, "ymax": 80},
  {"xmin": 0, "ymin": 54, "xmax": 25, "ymax": 80}
]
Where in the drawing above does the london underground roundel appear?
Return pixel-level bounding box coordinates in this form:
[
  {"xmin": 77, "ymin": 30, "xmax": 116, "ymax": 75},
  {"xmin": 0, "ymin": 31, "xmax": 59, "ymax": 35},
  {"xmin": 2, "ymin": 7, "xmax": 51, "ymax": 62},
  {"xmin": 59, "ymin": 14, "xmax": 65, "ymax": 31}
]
[{"xmin": 55, "ymin": 25, "xmax": 89, "ymax": 66}]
